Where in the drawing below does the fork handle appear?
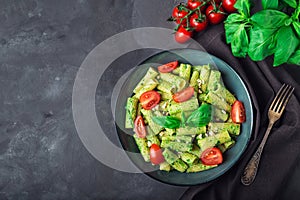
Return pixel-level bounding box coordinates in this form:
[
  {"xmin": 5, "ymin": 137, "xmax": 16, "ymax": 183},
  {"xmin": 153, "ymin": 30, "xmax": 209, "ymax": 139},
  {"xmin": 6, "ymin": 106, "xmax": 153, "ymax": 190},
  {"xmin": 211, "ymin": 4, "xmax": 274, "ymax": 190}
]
[{"xmin": 241, "ymin": 121, "xmax": 274, "ymax": 185}]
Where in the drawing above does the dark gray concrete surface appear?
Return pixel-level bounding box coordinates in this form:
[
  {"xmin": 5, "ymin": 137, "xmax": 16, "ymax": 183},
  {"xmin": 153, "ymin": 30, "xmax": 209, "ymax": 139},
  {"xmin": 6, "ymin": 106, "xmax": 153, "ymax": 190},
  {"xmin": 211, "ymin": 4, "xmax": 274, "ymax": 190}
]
[
  {"xmin": 1, "ymin": 0, "xmax": 300, "ymax": 200},
  {"xmin": 0, "ymin": 0, "xmax": 187, "ymax": 199}
]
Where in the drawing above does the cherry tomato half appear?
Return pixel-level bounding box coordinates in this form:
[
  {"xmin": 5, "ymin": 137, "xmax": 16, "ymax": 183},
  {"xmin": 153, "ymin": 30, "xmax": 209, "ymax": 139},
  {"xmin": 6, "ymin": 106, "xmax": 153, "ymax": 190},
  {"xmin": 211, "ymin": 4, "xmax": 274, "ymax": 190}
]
[
  {"xmin": 187, "ymin": 0, "xmax": 206, "ymax": 12},
  {"xmin": 175, "ymin": 26, "xmax": 193, "ymax": 43},
  {"xmin": 150, "ymin": 144, "xmax": 165, "ymax": 165},
  {"xmin": 158, "ymin": 61, "xmax": 179, "ymax": 73},
  {"xmin": 222, "ymin": 0, "xmax": 237, "ymax": 13},
  {"xmin": 190, "ymin": 13, "xmax": 208, "ymax": 32},
  {"xmin": 205, "ymin": 4, "xmax": 226, "ymax": 24},
  {"xmin": 134, "ymin": 116, "xmax": 147, "ymax": 138},
  {"xmin": 172, "ymin": 86, "xmax": 194, "ymax": 103},
  {"xmin": 172, "ymin": 5, "xmax": 189, "ymax": 24},
  {"xmin": 231, "ymin": 100, "xmax": 246, "ymax": 123},
  {"xmin": 140, "ymin": 90, "xmax": 161, "ymax": 110},
  {"xmin": 200, "ymin": 147, "xmax": 223, "ymax": 166}
]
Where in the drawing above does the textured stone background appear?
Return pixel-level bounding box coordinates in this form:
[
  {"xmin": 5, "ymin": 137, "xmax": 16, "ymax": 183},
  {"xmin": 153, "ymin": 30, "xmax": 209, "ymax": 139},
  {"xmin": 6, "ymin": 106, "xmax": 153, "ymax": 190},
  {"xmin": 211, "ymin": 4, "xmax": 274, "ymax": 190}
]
[
  {"xmin": 1, "ymin": 0, "xmax": 300, "ymax": 199},
  {"xmin": 0, "ymin": 0, "xmax": 187, "ymax": 199}
]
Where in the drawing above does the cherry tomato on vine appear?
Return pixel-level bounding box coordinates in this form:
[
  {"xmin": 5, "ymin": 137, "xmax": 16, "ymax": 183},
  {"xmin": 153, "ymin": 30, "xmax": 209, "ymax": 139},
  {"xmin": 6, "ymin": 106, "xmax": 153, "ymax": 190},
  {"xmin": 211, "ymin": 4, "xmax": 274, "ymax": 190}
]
[
  {"xmin": 200, "ymin": 147, "xmax": 223, "ymax": 165},
  {"xmin": 175, "ymin": 26, "xmax": 193, "ymax": 43},
  {"xmin": 172, "ymin": 4, "xmax": 189, "ymax": 24},
  {"xmin": 134, "ymin": 116, "xmax": 147, "ymax": 138},
  {"xmin": 187, "ymin": 0, "xmax": 207, "ymax": 12},
  {"xmin": 222, "ymin": 0, "xmax": 237, "ymax": 13},
  {"xmin": 149, "ymin": 144, "xmax": 165, "ymax": 165},
  {"xmin": 231, "ymin": 100, "xmax": 246, "ymax": 123},
  {"xmin": 189, "ymin": 13, "xmax": 208, "ymax": 32},
  {"xmin": 139, "ymin": 90, "xmax": 161, "ymax": 110},
  {"xmin": 205, "ymin": 4, "xmax": 226, "ymax": 24}
]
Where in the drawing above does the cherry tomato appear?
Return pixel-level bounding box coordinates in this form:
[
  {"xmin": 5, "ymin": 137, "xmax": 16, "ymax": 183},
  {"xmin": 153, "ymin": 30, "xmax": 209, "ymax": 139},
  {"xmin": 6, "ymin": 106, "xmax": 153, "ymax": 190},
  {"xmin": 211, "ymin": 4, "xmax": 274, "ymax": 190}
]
[
  {"xmin": 190, "ymin": 13, "xmax": 208, "ymax": 32},
  {"xmin": 134, "ymin": 116, "xmax": 147, "ymax": 138},
  {"xmin": 187, "ymin": 0, "xmax": 206, "ymax": 12},
  {"xmin": 172, "ymin": 5, "xmax": 189, "ymax": 24},
  {"xmin": 172, "ymin": 86, "xmax": 194, "ymax": 103},
  {"xmin": 205, "ymin": 4, "xmax": 226, "ymax": 24},
  {"xmin": 139, "ymin": 91, "xmax": 161, "ymax": 110},
  {"xmin": 222, "ymin": 0, "xmax": 237, "ymax": 13},
  {"xmin": 231, "ymin": 100, "xmax": 246, "ymax": 123},
  {"xmin": 200, "ymin": 147, "xmax": 223, "ymax": 165},
  {"xmin": 158, "ymin": 61, "xmax": 179, "ymax": 73},
  {"xmin": 175, "ymin": 26, "xmax": 193, "ymax": 43},
  {"xmin": 149, "ymin": 144, "xmax": 165, "ymax": 165}
]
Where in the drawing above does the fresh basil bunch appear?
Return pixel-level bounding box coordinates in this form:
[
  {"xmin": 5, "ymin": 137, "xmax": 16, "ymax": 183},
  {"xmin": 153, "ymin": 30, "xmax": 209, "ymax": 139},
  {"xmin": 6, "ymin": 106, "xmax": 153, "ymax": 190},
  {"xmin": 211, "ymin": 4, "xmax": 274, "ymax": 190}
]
[{"xmin": 224, "ymin": 0, "xmax": 300, "ymax": 66}]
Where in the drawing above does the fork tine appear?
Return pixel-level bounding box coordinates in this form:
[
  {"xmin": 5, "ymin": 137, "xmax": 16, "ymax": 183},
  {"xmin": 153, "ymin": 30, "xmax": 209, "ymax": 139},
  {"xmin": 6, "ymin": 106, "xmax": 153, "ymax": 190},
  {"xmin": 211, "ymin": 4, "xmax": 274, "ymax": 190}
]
[
  {"xmin": 272, "ymin": 84, "xmax": 289, "ymax": 112},
  {"xmin": 269, "ymin": 84, "xmax": 288, "ymax": 111},
  {"xmin": 277, "ymin": 85, "xmax": 294, "ymax": 114},
  {"xmin": 270, "ymin": 84, "xmax": 294, "ymax": 113}
]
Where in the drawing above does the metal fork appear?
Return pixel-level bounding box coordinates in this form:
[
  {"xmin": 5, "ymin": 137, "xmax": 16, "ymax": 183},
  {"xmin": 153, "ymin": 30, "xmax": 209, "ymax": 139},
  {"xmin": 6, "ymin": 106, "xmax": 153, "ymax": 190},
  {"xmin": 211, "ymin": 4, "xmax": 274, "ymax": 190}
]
[{"xmin": 241, "ymin": 83, "xmax": 294, "ymax": 186}]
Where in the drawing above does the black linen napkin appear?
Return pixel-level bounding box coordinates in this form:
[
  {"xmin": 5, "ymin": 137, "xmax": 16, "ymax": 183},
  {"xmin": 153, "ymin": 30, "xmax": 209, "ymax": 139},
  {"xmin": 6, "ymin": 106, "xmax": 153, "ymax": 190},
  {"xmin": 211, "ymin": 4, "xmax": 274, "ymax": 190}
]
[{"xmin": 180, "ymin": 17, "xmax": 300, "ymax": 200}]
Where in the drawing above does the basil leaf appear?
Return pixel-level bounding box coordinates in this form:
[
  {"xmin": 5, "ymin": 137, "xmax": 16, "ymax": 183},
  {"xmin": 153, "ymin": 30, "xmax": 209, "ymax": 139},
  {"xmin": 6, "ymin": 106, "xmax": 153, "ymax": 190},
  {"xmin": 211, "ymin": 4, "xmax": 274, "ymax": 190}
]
[
  {"xmin": 152, "ymin": 116, "xmax": 181, "ymax": 129},
  {"xmin": 251, "ymin": 10, "xmax": 289, "ymax": 28},
  {"xmin": 288, "ymin": 48, "xmax": 300, "ymax": 65},
  {"xmin": 224, "ymin": 13, "xmax": 250, "ymax": 44},
  {"xmin": 248, "ymin": 27, "xmax": 277, "ymax": 61},
  {"xmin": 273, "ymin": 26, "xmax": 300, "ymax": 66},
  {"xmin": 262, "ymin": 0, "xmax": 278, "ymax": 9},
  {"xmin": 292, "ymin": 21, "xmax": 300, "ymax": 38},
  {"xmin": 231, "ymin": 24, "xmax": 249, "ymax": 58},
  {"xmin": 225, "ymin": 23, "xmax": 241, "ymax": 44},
  {"xmin": 234, "ymin": 0, "xmax": 252, "ymax": 17},
  {"xmin": 282, "ymin": 0, "xmax": 297, "ymax": 8},
  {"xmin": 186, "ymin": 104, "xmax": 212, "ymax": 127},
  {"xmin": 225, "ymin": 13, "xmax": 247, "ymax": 23}
]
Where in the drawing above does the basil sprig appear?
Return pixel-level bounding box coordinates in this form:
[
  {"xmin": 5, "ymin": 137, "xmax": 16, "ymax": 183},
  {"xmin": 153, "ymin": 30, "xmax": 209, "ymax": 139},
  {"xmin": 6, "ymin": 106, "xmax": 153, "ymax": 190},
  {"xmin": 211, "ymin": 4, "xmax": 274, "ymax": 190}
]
[
  {"xmin": 224, "ymin": 0, "xmax": 300, "ymax": 67},
  {"xmin": 152, "ymin": 103, "xmax": 212, "ymax": 128}
]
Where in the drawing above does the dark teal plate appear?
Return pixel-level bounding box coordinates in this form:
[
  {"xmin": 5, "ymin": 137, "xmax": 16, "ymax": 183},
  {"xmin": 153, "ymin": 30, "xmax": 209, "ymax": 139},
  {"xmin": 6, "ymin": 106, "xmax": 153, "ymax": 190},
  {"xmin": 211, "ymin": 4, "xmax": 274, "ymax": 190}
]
[{"xmin": 115, "ymin": 49, "xmax": 253, "ymax": 186}]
